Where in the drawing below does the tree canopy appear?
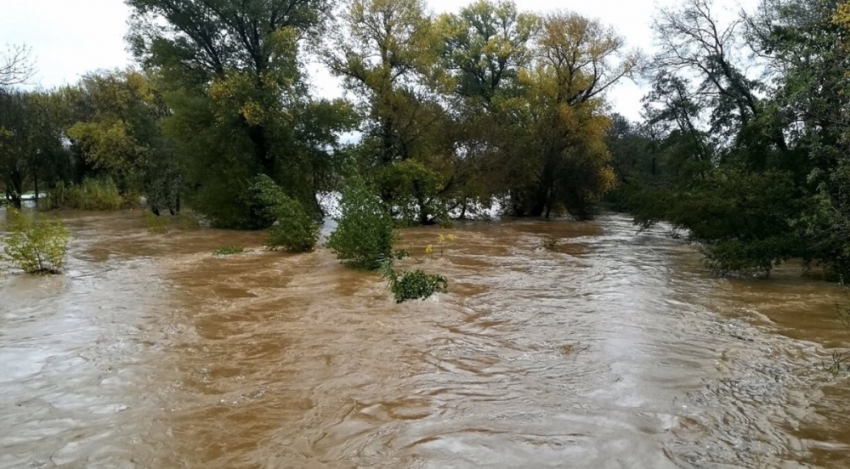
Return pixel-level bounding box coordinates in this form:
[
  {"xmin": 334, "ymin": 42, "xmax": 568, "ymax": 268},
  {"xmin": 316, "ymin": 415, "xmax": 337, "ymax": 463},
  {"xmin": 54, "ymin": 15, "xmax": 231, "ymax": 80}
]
[{"xmin": 3, "ymin": 0, "xmax": 849, "ymax": 281}]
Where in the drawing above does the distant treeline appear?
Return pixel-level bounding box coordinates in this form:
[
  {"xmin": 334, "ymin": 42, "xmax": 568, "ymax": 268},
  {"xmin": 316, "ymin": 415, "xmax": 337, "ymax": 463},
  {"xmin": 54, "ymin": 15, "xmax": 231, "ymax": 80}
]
[{"xmin": 0, "ymin": 0, "xmax": 848, "ymax": 279}]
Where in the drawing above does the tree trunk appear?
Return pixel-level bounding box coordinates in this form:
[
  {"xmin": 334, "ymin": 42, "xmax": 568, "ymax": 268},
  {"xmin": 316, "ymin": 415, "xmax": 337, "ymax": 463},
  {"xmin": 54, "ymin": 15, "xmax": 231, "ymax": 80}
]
[
  {"xmin": 380, "ymin": 109, "xmax": 397, "ymax": 164},
  {"xmin": 6, "ymin": 174, "xmax": 24, "ymax": 209},
  {"xmin": 248, "ymin": 123, "xmax": 273, "ymax": 175},
  {"xmin": 33, "ymin": 174, "xmax": 39, "ymax": 208}
]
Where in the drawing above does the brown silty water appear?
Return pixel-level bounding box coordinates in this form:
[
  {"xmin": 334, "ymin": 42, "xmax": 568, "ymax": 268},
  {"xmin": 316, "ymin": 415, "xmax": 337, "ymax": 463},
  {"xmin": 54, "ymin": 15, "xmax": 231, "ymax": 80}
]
[{"xmin": 2, "ymin": 209, "xmax": 850, "ymax": 468}]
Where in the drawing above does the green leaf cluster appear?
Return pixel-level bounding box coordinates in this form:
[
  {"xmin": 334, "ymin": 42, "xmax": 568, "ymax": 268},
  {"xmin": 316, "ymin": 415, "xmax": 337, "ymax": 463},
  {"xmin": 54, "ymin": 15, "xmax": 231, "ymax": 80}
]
[
  {"xmin": 380, "ymin": 260, "xmax": 448, "ymax": 303},
  {"xmin": 2, "ymin": 208, "xmax": 68, "ymax": 275},
  {"xmin": 326, "ymin": 175, "xmax": 396, "ymax": 270},
  {"xmin": 48, "ymin": 178, "xmax": 128, "ymax": 211},
  {"xmin": 213, "ymin": 246, "xmax": 245, "ymax": 256},
  {"xmin": 250, "ymin": 175, "xmax": 319, "ymax": 253}
]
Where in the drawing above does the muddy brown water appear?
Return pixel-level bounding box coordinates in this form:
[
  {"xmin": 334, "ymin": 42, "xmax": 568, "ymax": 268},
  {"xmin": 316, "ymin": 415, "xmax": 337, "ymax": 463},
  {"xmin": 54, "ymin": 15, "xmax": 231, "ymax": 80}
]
[{"xmin": 2, "ymin": 209, "xmax": 850, "ymax": 468}]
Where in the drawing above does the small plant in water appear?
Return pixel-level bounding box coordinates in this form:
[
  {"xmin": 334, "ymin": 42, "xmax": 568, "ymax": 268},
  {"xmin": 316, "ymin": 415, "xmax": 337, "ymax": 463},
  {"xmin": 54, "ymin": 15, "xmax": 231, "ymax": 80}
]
[
  {"xmin": 1, "ymin": 208, "xmax": 69, "ymax": 275},
  {"xmin": 826, "ymin": 287, "xmax": 850, "ymax": 377},
  {"xmin": 213, "ymin": 246, "xmax": 244, "ymax": 256},
  {"xmin": 381, "ymin": 259, "xmax": 448, "ymax": 304},
  {"xmin": 425, "ymin": 233, "xmax": 455, "ymax": 260},
  {"xmin": 542, "ymin": 235, "xmax": 559, "ymax": 251}
]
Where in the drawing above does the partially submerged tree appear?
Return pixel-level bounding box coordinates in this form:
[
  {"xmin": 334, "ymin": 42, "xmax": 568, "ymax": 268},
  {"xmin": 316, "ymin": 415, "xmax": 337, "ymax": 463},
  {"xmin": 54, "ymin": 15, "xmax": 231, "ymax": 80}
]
[
  {"xmin": 251, "ymin": 174, "xmax": 319, "ymax": 252},
  {"xmin": 127, "ymin": 0, "xmax": 354, "ymax": 228},
  {"xmin": 326, "ymin": 173, "xmax": 396, "ymax": 271},
  {"xmin": 66, "ymin": 70, "xmax": 180, "ymax": 213},
  {"xmin": 502, "ymin": 12, "xmax": 640, "ymax": 219}
]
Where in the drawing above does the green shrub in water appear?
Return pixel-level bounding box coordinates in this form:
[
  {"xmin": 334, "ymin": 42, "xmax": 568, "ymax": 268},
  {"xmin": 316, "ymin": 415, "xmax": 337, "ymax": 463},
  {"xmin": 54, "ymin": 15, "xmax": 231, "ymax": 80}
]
[
  {"xmin": 1, "ymin": 208, "xmax": 69, "ymax": 274},
  {"xmin": 213, "ymin": 246, "xmax": 244, "ymax": 256},
  {"xmin": 326, "ymin": 175, "xmax": 396, "ymax": 270},
  {"xmin": 144, "ymin": 210, "xmax": 169, "ymax": 234},
  {"xmin": 174, "ymin": 212, "xmax": 202, "ymax": 231},
  {"xmin": 251, "ymin": 175, "xmax": 318, "ymax": 253},
  {"xmin": 49, "ymin": 178, "xmax": 127, "ymax": 211},
  {"xmin": 381, "ymin": 260, "xmax": 448, "ymax": 303},
  {"xmin": 143, "ymin": 211, "xmax": 204, "ymax": 234}
]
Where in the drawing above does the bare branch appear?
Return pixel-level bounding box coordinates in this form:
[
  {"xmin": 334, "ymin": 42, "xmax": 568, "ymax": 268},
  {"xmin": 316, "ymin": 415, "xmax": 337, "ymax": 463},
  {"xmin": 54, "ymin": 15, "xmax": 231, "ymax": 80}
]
[{"xmin": 0, "ymin": 44, "xmax": 36, "ymax": 88}]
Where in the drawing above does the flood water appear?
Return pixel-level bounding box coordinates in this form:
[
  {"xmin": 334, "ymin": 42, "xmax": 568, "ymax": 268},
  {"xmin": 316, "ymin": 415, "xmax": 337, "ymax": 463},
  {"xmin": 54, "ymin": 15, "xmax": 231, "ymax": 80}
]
[{"xmin": 2, "ymin": 209, "xmax": 850, "ymax": 468}]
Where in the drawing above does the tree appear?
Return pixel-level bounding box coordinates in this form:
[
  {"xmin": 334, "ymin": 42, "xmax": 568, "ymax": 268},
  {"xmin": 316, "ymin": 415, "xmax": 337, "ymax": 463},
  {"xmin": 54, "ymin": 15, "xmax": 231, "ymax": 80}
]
[
  {"xmin": 65, "ymin": 70, "xmax": 180, "ymax": 213},
  {"xmin": 503, "ymin": 12, "xmax": 640, "ymax": 219},
  {"xmin": 323, "ymin": 0, "xmax": 457, "ymax": 225},
  {"xmin": 621, "ymin": 0, "xmax": 850, "ymax": 277},
  {"xmin": 0, "ymin": 88, "xmax": 72, "ymax": 209},
  {"xmin": 21, "ymin": 91, "xmax": 70, "ymax": 206},
  {"xmin": 0, "ymin": 91, "xmax": 28, "ymax": 208},
  {"xmin": 127, "ymin": 0, "xmax": 352, "ymax": 228},
  {"xmin": 435, "ymin": 0, "xmax": 539, "ymax": 218},
  {"xmin": 438, "ymin": 0, "xmax": 538, "ymax": 104}
]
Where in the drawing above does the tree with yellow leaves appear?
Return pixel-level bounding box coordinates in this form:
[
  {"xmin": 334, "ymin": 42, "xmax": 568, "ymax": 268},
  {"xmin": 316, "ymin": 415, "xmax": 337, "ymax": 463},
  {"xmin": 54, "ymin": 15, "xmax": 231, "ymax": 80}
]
[{"xmin": 501, "ymin": 12, "xmax": 641, "ymax": 219}]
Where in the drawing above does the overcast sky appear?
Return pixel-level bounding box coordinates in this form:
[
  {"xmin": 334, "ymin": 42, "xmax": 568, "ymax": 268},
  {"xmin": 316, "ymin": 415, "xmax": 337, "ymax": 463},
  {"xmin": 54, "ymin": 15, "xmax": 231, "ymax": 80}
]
[{"xmin": 0, "ymin": 0, "xmax": 756, "ymax": 121}]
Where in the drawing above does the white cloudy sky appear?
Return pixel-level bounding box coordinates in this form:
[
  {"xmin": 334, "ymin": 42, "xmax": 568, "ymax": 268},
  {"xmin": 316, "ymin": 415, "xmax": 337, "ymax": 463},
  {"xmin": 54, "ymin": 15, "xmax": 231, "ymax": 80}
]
[{"xmin": 0, "ymin": 0, "xmax": 757, "ymax": 121}]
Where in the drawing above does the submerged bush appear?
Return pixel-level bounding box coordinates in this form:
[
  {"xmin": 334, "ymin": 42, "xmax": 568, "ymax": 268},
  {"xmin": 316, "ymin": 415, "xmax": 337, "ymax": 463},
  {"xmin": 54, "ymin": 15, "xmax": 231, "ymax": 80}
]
[
  {"xmin": 381, "ymin": 260, "xmax": 448, "ymax": 303},
  {"xmin": 542, "ymin": 235, "xmax": 559, "ymax": 251},
  {"xmin": 213, "ymin": 246, "xmax": 244, "ymax": 256},
  {"xmin": 174, "ymin": 212, "xmax": 202, "ymax": 231},
  {"xmin": 144, "ymin": 210, "xmax": 169, "ymax": 234},
  {"xmin": 1, "ymin": 208, "xmax": 69, "ymax": 274},
  {"xmin": 251, "ymin": 175, "xmax": 319, "ymax": 252},
  {"xmin": 326, "ymin": 175, "xmax": 395, "ymax": 270},
  {"xmin": 49, "ymin": 178, "xmax": 128, "ymax": 211},
  {"xmin": 143, "ymin": 211, "xmax": 204, "ymax": 234}
]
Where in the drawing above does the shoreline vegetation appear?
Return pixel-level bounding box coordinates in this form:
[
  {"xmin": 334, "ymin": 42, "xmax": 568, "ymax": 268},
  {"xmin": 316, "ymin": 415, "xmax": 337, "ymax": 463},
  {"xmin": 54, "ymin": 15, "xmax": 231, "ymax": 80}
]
[{"xmin": 1, "ymin": 0, "xmax": 849, "ymax": 294}]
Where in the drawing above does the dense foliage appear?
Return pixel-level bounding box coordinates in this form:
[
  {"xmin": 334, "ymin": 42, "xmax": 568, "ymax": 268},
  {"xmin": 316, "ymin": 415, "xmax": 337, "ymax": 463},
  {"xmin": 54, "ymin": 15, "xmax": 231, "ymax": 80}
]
[
  {"xmin": 381, "ymin": 260, "xmax": 448, "ymax": 303},
  {"xmin": 2, "ymin": 0, "xmax": 850, "ymax": 281},
  {"xmin": 326, "ymin": 175, "xmax": 396, "ymax": 270},
  {"xmin": 609, "ymin": 0, "xmax": 850, "ymax": 279},
  {"xmin": 48, "ymin": 178, "xmax": 128, "ymax": 211},
  {"xmin": 251, "ymin": 175, "xmax": 319, "ymax": 252},
  {"xmin": 1, "ymin": 208, "xmax": 68, "ymax": 274}
]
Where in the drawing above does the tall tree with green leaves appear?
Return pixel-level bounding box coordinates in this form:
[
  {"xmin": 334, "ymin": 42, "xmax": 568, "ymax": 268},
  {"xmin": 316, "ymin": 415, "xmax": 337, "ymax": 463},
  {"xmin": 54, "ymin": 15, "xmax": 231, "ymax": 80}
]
[
  {"xmin": 126, "ymin": 0, "xmax": 354, "ymax": 227},
  {"xmin": 747, "ymin": 0, "xmax": 850, "ymax": 278},
  {"xmin": 435, "ymin": 0, "xmax": 539, "ymax": 218},
  {"xmin": 0, "ymin": 90, "xmax": 70, "ymax": 208},
  {"xmin": 323, "ymin": 0, "xmax": 453, "ymax": 224},
  {"xmin": 21, "ymin": 91, "xmax": 69, "ymax": 205},
  {"xmin": 438, "ymin": 0, "xmax": 538, "ymax": 104},
  {"xmin": 66, "ymin": 70, "xmax": 180, "ymax": 212}
]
